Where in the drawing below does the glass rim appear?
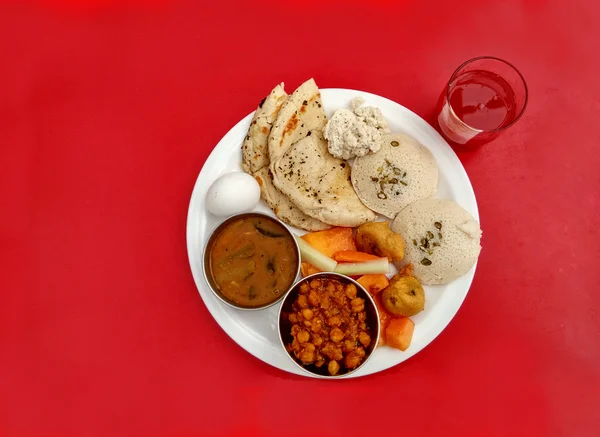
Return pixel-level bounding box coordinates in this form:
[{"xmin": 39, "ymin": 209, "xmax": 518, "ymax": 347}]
[{"xmin": 445, "ymin": 55, "xmax": 529, "ymax": 133}]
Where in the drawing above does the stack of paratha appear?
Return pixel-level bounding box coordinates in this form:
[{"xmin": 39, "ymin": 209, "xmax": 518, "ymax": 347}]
[{"xmin": 242, "ymin": 79, "xmax": 376, "ymax": 231}]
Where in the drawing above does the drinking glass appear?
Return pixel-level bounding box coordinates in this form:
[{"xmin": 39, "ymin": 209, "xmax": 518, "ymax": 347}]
[{"xmin": 435, "ymin": 56, "xmax": 528, "ymax": 148}]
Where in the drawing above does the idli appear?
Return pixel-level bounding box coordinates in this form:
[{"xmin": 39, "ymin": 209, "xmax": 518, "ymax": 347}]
[
  {"xmin": 391, "ymin": 198, "xmax": 482, "ymax": 285},
  {"xmin": 351, "ymin": 134, "xmax": 438, "ymax": 219}
]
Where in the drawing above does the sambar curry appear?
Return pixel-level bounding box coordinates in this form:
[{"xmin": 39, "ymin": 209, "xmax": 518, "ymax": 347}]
[{"xmin": 209, "ymin": 216, "xmax": 298, "ymax": 308}]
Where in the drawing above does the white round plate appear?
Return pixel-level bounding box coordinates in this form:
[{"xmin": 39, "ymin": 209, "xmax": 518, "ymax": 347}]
[{"xmin": 186, "ymin": 88, "xmax": 479, "ymax": 378}]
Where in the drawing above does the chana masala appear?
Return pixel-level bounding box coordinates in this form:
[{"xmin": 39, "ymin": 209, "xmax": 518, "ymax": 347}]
[{"xmin": 282, "ymin": 277, "xmax": 375, "ymax": 376}]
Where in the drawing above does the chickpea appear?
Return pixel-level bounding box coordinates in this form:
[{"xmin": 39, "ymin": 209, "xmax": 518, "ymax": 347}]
[
  {"xmin": 300, "ymin": 348, "xmax": 315, "ymax": 364},
  {"xmin": 328, "ymin": 360, "xmax": 340, "ymax": 376},
  {"xmin": 330, "ymin": 327, "xmax": 344, "ymax": 342},
  {"xmin": 355, "ymin": 346, "xmax": 366, "ymax": 358},
  {"xmin": 345, "ymin": 283, "xmax": 357, "ymax": 299},
  {"xmin": 297, "ymin": 294, "xmax": 308, "ymax": 309},
  {"xmin": 351, "ymin": 297, "xmax": 364, "ymax": 307},
  {"xmin": 359, "ymin": 321, "xmax": 366, "ymax": 330},
  {"xmin": 344, "ymin": 339, "xmax": 356, "ymax": 352},
  {"xmin": 313, "ymin": 334, "xmax": 323, "ymax": 346},
  {"xmin": 357, "ymin": 311, "xmax": 366, "ymax": 322},
  {"xmin": 328, "ymin": 315, "xmax": 342, "ymax": 327},
  {"xmin": 344, "ymin": 352, "xmax": 361, "ymax": 369},
  {"xmin": 310, "ymin": 279, "xmax": 320, "ymax": 289},
  {"xmin": 320, "ymin": 296, "xmax": 331, "ymax": 310},
  {"xmin": 311, "ymin": 319, "xmax": 323, "ymax": 333},
  {"xmin": 301, "ymin": 308, "xmax": 313, "ymax": 320},
  {"xmin": 321, "ymin": 343, "xmax": 338, "ymax": 360},
  {"xmin": 308, "ymin": 290, "xmax": 320, "ymax": 306},
  {"xmin": 297, "ymin": 330, "xmax": 310, "ymax": 344},
  {"xmin": 351, "ymin": 297, "xmax": 365, "ymax": 313},
  {"xmin": 291, "ymin": 324, "xmax": 301, "ymax": 336},
  {"xmin": 359, "ymin": 331, "xmax": 371, "ymax": 348},
  {"xmin": 303, "ymin": 320, "xmax": 312, "ymax": 327},
  {"xmin": 345, "ymin": 331, "xmax": 357, "ymax": 343},
  {"xmin": 333, "ymin": 348, "xmax": 343, "ymax": 361}
]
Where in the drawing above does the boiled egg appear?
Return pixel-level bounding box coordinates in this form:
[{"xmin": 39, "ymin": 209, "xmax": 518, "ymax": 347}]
[{"xmin": 205, "ymin": 172, "xmax": 260, "ymax": 216}]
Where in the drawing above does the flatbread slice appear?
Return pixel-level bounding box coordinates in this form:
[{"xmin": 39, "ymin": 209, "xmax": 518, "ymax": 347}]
[
  {"xmin": 242, "ymin": 83, "xmax": 288, "ymax": 174},
  {"xmin": 272, "ymin": 131, "xmax": 377, "ymax": 227},
  {"xmin": 268, "ymin": 78, "xmax": 327, "ymax": 165},
  {"xmin": 254, "ymin": 168, "xmax": 330, "ymax": 231}
]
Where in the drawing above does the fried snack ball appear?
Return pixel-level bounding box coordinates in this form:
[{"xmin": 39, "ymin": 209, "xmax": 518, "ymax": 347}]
[
  {"xmin": 355, "ymin": 221, "xmax": 404, "ymax": 261},
  {"xmin": 381, "ymin": 274, "xmax": 425, "ymax": 317}
]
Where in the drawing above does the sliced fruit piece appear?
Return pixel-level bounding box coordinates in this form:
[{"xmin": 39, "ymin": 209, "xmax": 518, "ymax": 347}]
[
  {"xmin": 357, "ymin": 274, "xmax": 390, "ymax": 296},
  {"xmin": 301, "ymin": 227, "xmax": 356, "ymax": 258},
  {"xmin": 373, "ymin": 294, "xmax": 391, "ymax": 346},
  {"xmin": 386, "ymin": 317, "xmax": 415, "ymax": 351},
  {"xmin": 300, "ymin": 262, "xmax": 321, "ymax": 277}
]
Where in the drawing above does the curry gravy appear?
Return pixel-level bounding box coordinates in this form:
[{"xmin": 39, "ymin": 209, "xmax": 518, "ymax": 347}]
[{"xmin": 209, "ymin": 216, "xmax": 298, "ymax": 308}]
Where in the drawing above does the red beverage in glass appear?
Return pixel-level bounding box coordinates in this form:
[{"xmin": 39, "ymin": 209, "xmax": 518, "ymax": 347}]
[{"xmin": 435, "ymin": 57, "xmax": 528, "ymax": 148}]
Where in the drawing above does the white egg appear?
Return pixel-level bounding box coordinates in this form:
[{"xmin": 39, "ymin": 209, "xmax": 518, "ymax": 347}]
[{"xmin": 205, "ymin": 172, "xmax": 261, "ymax": 216}]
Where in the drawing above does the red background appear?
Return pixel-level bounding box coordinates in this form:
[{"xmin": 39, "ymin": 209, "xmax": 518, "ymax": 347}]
[{"xmin": 1, "ymin": 0, "xmax": 599, "ymax": 436}]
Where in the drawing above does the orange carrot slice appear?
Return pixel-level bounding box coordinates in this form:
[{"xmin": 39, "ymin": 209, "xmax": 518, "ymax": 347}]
[{"xmin": 333, "ymin": 250, "xmax": 381, "ymax": 263}]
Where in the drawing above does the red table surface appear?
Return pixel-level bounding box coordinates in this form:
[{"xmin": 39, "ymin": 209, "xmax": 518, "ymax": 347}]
[{"xmin": 1, "ymin": 0, "xmax": 599, "ymax": 436}]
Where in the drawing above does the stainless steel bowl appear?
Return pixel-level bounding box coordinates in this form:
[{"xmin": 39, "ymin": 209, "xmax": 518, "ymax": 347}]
[
  {"xmin": 278, "ymin": 272, "xmax": 380, "ymax": 378},
  {"xmin": 202, "ymin": 212, "xmax": 301, "ymax": 311}
]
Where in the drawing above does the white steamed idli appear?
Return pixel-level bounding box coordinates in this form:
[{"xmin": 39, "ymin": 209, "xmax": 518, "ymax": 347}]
[
  {"xmin": 391, "ymin": 198, "xmax": 482, "ymax": 285},
  {"xmin": 351, "ymin": 134, "xmax": 438, "ymax": 219}
]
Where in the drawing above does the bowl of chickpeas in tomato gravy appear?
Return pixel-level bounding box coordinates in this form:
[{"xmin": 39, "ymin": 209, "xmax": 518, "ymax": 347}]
[
  {"xmin": 278, "ymin": 273, "xmax": 380, "ymax": 378},
  {"xmin": 203, "ymin": 212, "xmax": 301, "ymax": 310}
]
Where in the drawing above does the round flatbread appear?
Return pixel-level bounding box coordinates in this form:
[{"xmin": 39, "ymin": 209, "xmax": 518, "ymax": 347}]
[
  {"xmin": 254, "ymin": 167, "xmax": 330, "ymax": 231},
  {"xmin": 268, "ymin": 78, "xmax": 327, "ymax": 165},
  {"xmin": 391, "ymin": 198, "xmax": 482, "ymax": 285},
  {"xmin": 272, "ymin": 132, "xmax": 377, "ymax": 227},
  {"xmin": 352, "ymin": 134, "xmax": 438, "ymax": 219},
  {"xmin": 242, "ymin": 83, "xmax": 287, "ymax": 174}
]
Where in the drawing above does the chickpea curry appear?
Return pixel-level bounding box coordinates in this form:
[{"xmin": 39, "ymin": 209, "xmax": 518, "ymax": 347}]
[
  {"xmin": 282, "ymin": 277, "xmax": 376, "ymax": 376},
  {"xmin": 209, "ymin": 215, "xmax": 298, "ymax": 308}
]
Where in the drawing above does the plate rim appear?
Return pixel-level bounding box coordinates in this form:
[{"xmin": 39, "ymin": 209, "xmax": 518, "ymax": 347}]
[{"xmin": 186, "ymin": 87, "xmax": 479, "ymax": 378}]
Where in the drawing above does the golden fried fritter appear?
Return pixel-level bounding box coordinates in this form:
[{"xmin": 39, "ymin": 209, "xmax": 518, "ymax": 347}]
[
  {"xmin": 355, "ymin": 221, "xmax": 404, "ymax": 261},
  {"xmin": 381, "ymin": 274, "xmax": 425, "ymax": 317}
]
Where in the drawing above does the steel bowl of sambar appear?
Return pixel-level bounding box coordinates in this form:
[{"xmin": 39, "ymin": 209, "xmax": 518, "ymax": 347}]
[{"xmin": 202, "ymin": 212, "xmax": 301, "ymax": 311}]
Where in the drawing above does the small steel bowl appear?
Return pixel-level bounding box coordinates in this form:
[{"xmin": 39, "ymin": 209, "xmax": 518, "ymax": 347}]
[
  {"xmin": 202, "ymin": 212, "xmax": 301, "ymax": 311},
  {"xmin": 278, "ymin": 272, "xmax": 380, "ymax": 378}
]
